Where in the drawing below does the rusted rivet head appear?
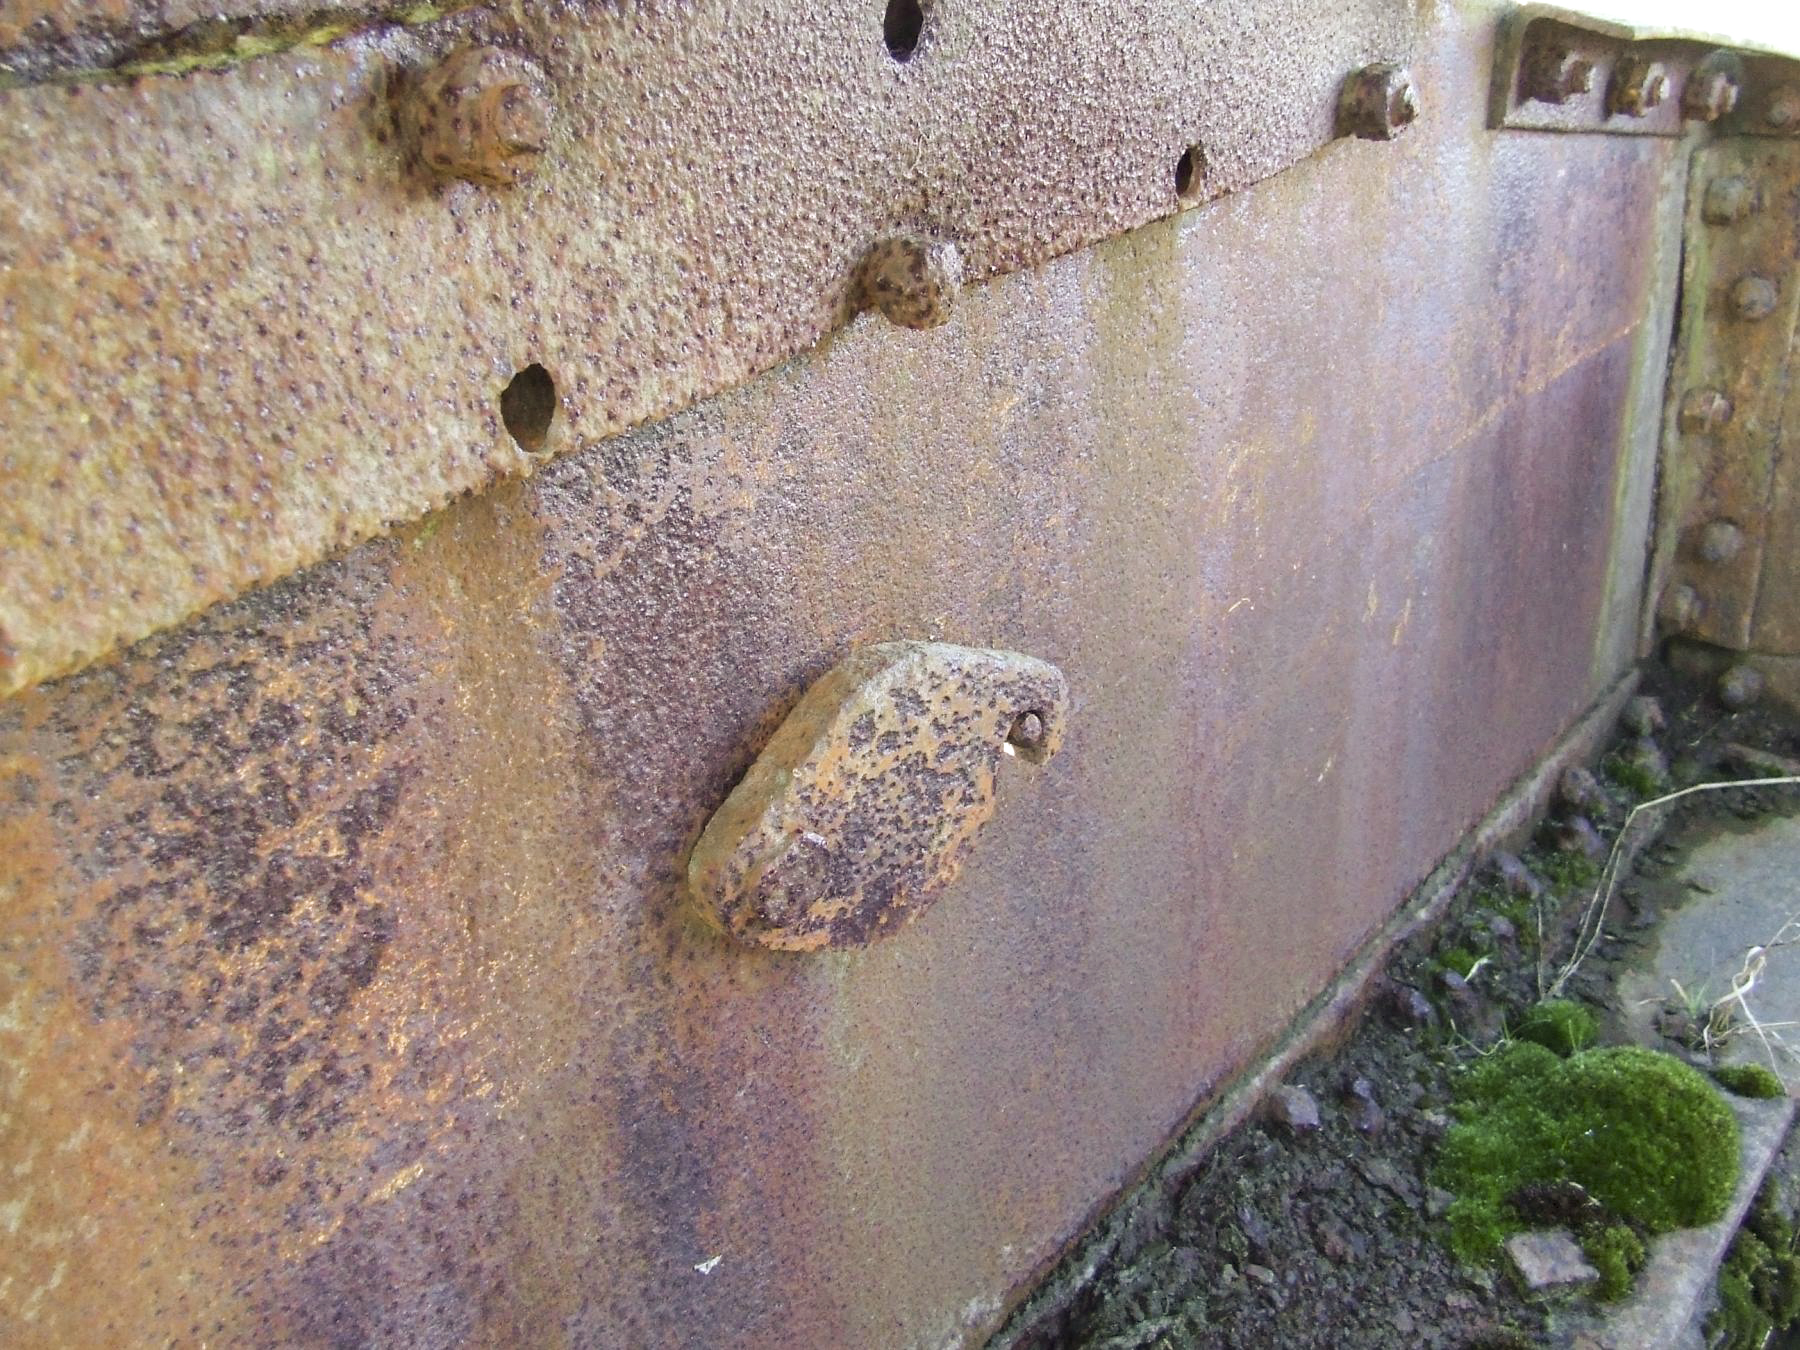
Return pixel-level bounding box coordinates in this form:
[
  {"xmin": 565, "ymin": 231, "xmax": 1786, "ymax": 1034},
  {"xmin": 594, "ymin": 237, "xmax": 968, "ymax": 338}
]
[
  {"xmin": 1729, "ymin": 274, "xmax": 1779, "ymax": 321},
  {"xmin": 403, "ymin": 46, "xmax": 551, "ymax": 188},
  {"xmin": 856, "ymin": 236, "xmax": 964, "ymax": 330},
  {"xmin": 1658, "ymin": 582, "xmax": 1702, "ymax": 631},
  {"xmin": 1766, "ymin": 85, "xmax": 1800, "ymax": 131},
  {"xmin": 1702, "ymin": 176, "xmax": 1762, "ymax": 226},
  {"xmin": 1520, "ymin": 46, "xmax": 1595, "ymax": 105},
  {"xmin": 1682, "ymin": 68, "xmax": 1740, "ymax": 122},
  {"xmin": 1608, "ymin": 57, "xmax": 1668, "ymax": 118},
  {"xmin": 688, "ymin": 642, "xmax": 1069, "ymax": 951},
  {"xmin": 1697, "ymin": 520, "xmax": 1746, "ymax": 565},
  {"xmin": 1718, "ymin": 664, "xmax": 1765, "ymax": 710},
  {"xmin": 1338, "ymin": 64, "xmax": 1419, "ymax": 141},
  {"xmin": 1678, "ymin": 388, "xmax": 1734, "ymax": 435}
]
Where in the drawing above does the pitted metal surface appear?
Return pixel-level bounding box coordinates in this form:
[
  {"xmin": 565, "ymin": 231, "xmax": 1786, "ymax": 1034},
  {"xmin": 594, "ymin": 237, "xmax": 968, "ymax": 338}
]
[
  {"xmin": 0, "ymin": 7, "xmax": 1679, "ymax": 1347},
  {"xmin": 688, "ymin": 642, "xmax": 1067, "ymax": 951},
  {"xmin": 0, "ymin": 0, "xmax": 1422, "ymax": 696}
]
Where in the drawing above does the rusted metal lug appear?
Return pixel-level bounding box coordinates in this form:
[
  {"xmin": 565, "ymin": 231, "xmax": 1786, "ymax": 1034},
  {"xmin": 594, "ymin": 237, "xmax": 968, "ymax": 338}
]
[
  {"xmin": 402, "ymin": 46, "xmax": 552, "ymax": 187},
  {"xmin": 688, "ymin": 642, "xmax": 1068, "ymax": 952},
  {"xmin": 1519, "ymin": 44, "xmax": 1594, "ymax": 105},
  {"xmin": 1607, "ymin": 57, "xmax": 1667, "ymax": 119},
  {"xmin": 1337, "ymin": 64, "xmax": 1419, "ymax": 141},
  {"xmin": 1682, "ymin": 65, "xmax": 1740, "ymax": 123},
  {"xmin": 1729, "ymin": 273, "xmax": 1779, "ymax": 321},
  {"xmin": 1702, "ymin": 175, "xmax": 1761, "ymax": 226},
  {"xmin": 1678, "ymin": 388, "xmax": 1734, "ymax": 435},
  {"xmin": 856, "ymin": 236, "xmax": 965, "ymax": 330}
]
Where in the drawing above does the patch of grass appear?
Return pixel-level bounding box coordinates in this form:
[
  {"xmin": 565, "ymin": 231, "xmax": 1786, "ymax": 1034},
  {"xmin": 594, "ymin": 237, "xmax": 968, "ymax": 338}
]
[
  {"xmin": 1435, "ymin": 1043, "xmax": 1740, "ymax": 1265},
  {"xmin": 1583, "ymin": 1224, "xmax": 1646, "ymax": 1302},
  {"xmin": 1515, "ymin": 1000, "xmax": 1598, "ymax": 1057},
  {"xmin": 1714, "ymin": 1063, "xmax": 1786, "ymax": 1099}
]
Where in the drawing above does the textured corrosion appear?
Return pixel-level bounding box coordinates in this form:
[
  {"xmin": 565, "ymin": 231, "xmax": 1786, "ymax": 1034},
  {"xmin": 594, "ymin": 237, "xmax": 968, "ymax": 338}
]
[
  {"xmin": 1649, "ymin": 137, "xmax": 1798, "ymax": 654},
  {"xmin": 0, "ymin": 7, "xmax": 1680, "ymax": 1346},
  {"xmin": 688, "ymin": 642, "xmax": 1067, "ymax": 951},
  {"xmin": 0, "ymin": 0, "xmax": 1421, "ymax": 695}
]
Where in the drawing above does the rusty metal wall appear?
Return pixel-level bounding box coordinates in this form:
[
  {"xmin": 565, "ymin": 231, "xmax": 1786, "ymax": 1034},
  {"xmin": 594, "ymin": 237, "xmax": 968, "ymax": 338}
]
[{"xmin": 0, "ymin": 5, "xmax": 1686, "ymax": 1348}]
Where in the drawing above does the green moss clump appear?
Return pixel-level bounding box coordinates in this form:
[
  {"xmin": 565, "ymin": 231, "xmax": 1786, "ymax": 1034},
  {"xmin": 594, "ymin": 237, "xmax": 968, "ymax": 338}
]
[
  {"xmin": 1713, "ymin": 1063, "xmax": 1786, "ymax": 1099},
  {"xmin": 1584, "ymin": 1225, "xmax": 1646, "ymax": 1301},
  {"xmin": 1603, "ymin": 752, "xmax": 1666, "ymax": 800},
  {"xmin": 1515, "ymin": 1000, "xmax": 1598, "ymax": 1057},
  {"xmin": 1709, "ymin": 1181, "xmax": 1800, "ymax": 1348},
  {"xmin": 1436, "ymin": 1043, "xmax": 1740, "ymax": 1264},
  {"xmin": 1438, "ymin": 946, "xmax": 1485, "ymax": 979},
  {"xmin": 1537, "ymin": 850, "xmax": 1601, "ymax": 892}
]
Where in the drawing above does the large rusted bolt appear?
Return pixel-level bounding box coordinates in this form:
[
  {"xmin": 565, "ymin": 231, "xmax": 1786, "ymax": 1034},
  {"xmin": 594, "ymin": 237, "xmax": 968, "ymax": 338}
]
[
  {"xmin": 1337, "ymin": 64, "xmax": 1419, "ymax": 141},
  {"xmin": 1766, "ymin": 85, "xmax": 1800, "ymax": 131},
  {"xmin": 1520, "ymin": 45, "xmax": 1595, "ymax": 105},
  {"xmin": 1683, "ymin": 67, "xmax": 1741, "ymax": 122},
  {"xmin": 856, "ymin": 236, "xmax": 963, "ymax": 330},
  {"xmin": 1702, "ymin": 176, "xmax": 1762, "ymax": 226},
  {"xmin": 1608, "ymin": 57, "xmax": 1668, "ymax": 118},
  {"xmin": 1697, "ymin": 520, "xmax": 1745, "ymax": 565},
  {"xmin": 1719, "ymin": 664, "xmax": 1765, "ymax": 710},
  {"xmin": 1730, "ymin": 274, "xmax": 1779, "ymax": 321},
  {"xmin": 1678, "ymin": 388, "xmax": 1733, "ymax": 435},
  {"xmin": 1658, "ymin": 582, "xmax": 1702, "ymax": 631},
  {"xmin": 402, "ymin": 46, "xmax": 551, "ymax": 188},
  {"xmin": 749, "ymin": 832, "xmax": 833, "ymax": 925}
]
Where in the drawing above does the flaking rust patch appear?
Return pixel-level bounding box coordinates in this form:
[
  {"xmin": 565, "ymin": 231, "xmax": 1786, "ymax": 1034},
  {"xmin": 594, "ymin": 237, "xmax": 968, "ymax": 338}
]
[{"xmin": 688, "ymin": 642, "xmax": 1068, "ymax": 952}]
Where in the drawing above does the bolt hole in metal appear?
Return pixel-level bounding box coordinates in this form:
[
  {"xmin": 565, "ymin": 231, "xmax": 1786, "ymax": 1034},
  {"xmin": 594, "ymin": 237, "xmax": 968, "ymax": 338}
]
[
  {"xmin": 500, "ymin": 363, "xmax": 557, "ymax": 452},
  {"xmin": 1174, "ymin": 143, "xmax": 1206, "ymax": 204},
  {"xmin": 1005, "ymin": 709, "xmax": 1048, "ymax": 756},
  {"xmin": 883, "ymin": 0, "xmax": 925, "ymax": 61}
]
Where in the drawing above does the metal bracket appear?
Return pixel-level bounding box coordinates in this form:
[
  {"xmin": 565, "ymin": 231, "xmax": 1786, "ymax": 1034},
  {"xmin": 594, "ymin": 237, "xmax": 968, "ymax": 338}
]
[{"xmin": 687, "ymin": 643, "xmax": 1068, "ymax": 952}]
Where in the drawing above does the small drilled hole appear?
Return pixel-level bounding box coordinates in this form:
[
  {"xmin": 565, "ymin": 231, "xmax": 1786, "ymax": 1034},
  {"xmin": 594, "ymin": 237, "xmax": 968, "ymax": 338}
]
[
  {"xmin": 500, "ymin": 363, "xmax": 556, "ymax": 452},
  {"xmin": 1174, "ymin": 144, "xmax": 1205, "ymax": 202},
  {"xmin": 884, "ymin": 0, "xmax": 925, "ymax": 61}
]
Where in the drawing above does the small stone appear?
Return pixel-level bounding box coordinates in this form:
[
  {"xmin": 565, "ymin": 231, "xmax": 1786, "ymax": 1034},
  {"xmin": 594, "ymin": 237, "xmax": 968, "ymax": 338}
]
[
  {"xmin": 1504, "ymin": 1229, "xmax": 1599, "ymax": 1296},
  {"xmin": 1392, "ymin": 1308, "xmax": 1415, "ymax": 1335},
  {"xmin": 1356, "ymin": 1156, "xmax": 1416, "ymax": 1202},
  {"xmin": 1437, "ymin": 968, "xmax": 1499, "ymax": 1037},
  {"xmin": 1724, "ymin": 742, "xmax": 1800, "ymax": 778},
  {"xmin": 1343, "ymin": 1076, "xmax": 1385, "ymax": 1136},
  {"xmin": 1558, "ymin": 766, "xmax": 1606, "ymax": 814},
  {"xmin": 1621, "ymin": 695, "xmax": 1666, "ymax": 737},
  {"xmin": 1387, "ymin": 983, "xmax": 1437, "ymax": 1028},
  {"xmin": 1620, "ymin": 737, "xmax": 1670, "ymax": 785},
  {"xmin": 1244, "ymin": 1263, "xmax": 1277, "ymax": 1287},
  {"xmin": 1427, "ymin": 1186, "xmax": 1457, "ymax": 1219},
  {"xmin": 1267, "ymin": 1084, "xmax": 1322, "ymax": 1133},
  {"xmin": 1444, "ymin": 1290, "xmax": 1477, "ymax": 1312},
  {"xmin": 1315, "ymin": 1219, "xmax": 1355, "ymax": 1264},
  {"xmin": 1488, "ymin": 914, "xmax": 1518, "ymax": 945},
  {"xmin": 1416, "ymin": 1108, "xmax": 1452, "ymax": 1138},
  {"xmin": 1551, "ymin": 815, "xmax": 1608, "ymax": 860},
  {"xmin": 1491, "ymin": 851, "xmax": 1546, "ymax": 900},
  {"xmin": 1719, "ymin": 664, "xmax": 1765, "ymax": 710}
]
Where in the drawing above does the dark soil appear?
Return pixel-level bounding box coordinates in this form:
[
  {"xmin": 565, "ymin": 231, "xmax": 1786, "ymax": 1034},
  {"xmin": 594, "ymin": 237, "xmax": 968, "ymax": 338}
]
[{"xmin": 1001, "ymin": 662, "xmax": 1800, "ymax": 1350}]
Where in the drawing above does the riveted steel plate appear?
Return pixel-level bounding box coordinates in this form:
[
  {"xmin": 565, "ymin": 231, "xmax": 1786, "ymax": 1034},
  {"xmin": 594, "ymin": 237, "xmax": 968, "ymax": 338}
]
[
  {"xmin": 1650, "ymin": 137, "xmax": 1798, "ymax": 653},
  {"xmin": 688, "ymin": 642, "xmax": 1068, "ymax": 951},
  {"xmin": 0, "ymin": 4, "xmax": 1681, "ymax": 1345},
  {"xmin": 0, "ymin": 0, "xmax": 1421, "ymax": 696}
]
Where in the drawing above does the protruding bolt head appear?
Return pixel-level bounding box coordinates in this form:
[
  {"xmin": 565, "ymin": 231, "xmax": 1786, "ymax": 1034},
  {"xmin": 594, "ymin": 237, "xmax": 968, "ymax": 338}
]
[
  {"xmin": 1697, "ymin": 520, "xmax": 1745, "ymax": 565},
  {"xmin": 1683, "ymin": 68, "xmax": 1741, "ymax": 122},
  {"xmin": 1658, "ymin": 582, "xmax": 1702, "ymax": 631},
  {"xmin": 750, "ymin": 831, "xmax": 833, "ymax": 925},
  {"xmin": 1766, "ymin": 85, "xmax": 1800, "ymax": 131},
  {"xmin": 1729, "ymin": 274, "xmax": 1780, "ymax": 321},
  {"xmin": 1008, "ymin": 710, "xmax": 1046, "ymax": 751},
  {"xmin": 856, "ymin": 236, "xmax": 964, "ymax": 330},
  {"xmin": 1719, "ymin": 664, "xmax": 1765, "ymax": 710},
  {"xmin": 1337, "ymin": 64, "xmax": 1420, "ymax": 142},
  {"xmin": 1608, "ymin": 57, "xmax": 1668, "ymax": 118},
  {"xmin": 403, "ymin": 46, "xmax": 551, "ymax": 188},
  {"xmin": 1520, "ymin": 45, "xmax": 1595, "ymax": 105},
  {"xmin": 1678, "ymin": 388, "xmax": 1734, "ymax": 435},
  {"xmin": 1702, "ymin": 175, "xmax": 1762, "ymax": 226}
]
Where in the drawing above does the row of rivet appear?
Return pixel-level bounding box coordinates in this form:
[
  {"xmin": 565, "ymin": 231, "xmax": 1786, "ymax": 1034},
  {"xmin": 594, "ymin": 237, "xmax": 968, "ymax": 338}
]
[{"xmin": 396, "ymin": 45, "xmax": 1415, "ymax": 336}]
